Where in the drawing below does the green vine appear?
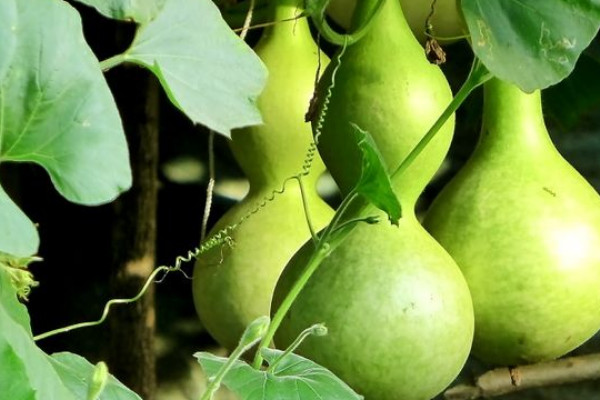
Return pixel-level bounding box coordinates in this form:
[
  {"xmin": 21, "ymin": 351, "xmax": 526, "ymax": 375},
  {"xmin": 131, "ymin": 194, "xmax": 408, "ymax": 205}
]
[
  {"xmin": 33, "ymin": 227, "xmax": 235, "ymax": 341},
  {"xmin": 310, "ymin": 0, "xmax": 386, "ymax": 46}
]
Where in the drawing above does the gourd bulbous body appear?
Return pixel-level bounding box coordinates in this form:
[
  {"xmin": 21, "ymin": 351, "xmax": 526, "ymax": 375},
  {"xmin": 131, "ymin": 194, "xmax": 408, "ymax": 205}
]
[
  {"xmin": 273, "ymin": 1, "xmax": 474, "ymax": 398},
  {"xmin": 424, "ymin": 78, "xmax": 600, "ymax": 365},
  {"xmin": 192, "ymin": 1, "xmax": 334, "ymax": 351},
  {"xmin": 274, "ymin": 216, "xmax": 474, "ymax": 400}
]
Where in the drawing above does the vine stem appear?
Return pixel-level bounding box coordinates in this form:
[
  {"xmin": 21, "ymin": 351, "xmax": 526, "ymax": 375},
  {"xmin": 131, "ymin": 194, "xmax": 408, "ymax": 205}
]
[
  {"xmin": 252, "ymin": 190, "xmax": 359, "ymax": 369},
  {"xmin": 239, "ymin": 0, "xmax": 255, "ymax": 40},
  {"xmin": 201, "ymin": 131, "xmax": 215, "ymax": 241},
  {"xmin": 296, "ymin": 177, "xmax": 318, "ymax": 242},
  {"xmin": 311, "ymin": 0, "xmax": 386, "ymax": 46},
  {"xmin": 391, "ymin": 57, "xmax": 491, "ymax": 180},
  {"xmin": 33, "ymin": 265, "xmax": 170, "ymax": 341},
  {"xmin": 266, "ymin": 323, "xmax": 327, "ymax": 373},
  {"xmin": 200, "ymin": 316, "xmax": 269, "ymax": 400},
  {"xmin": 99, "ymin": 53, "xmax": 127, "ymax": 71},
  {"xmin": 33, "ymin": 228, "xmax": 233, "ymax": 341}
]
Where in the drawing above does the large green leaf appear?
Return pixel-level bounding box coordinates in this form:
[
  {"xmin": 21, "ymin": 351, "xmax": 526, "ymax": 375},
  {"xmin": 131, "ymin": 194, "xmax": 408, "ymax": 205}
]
[
  {"xmin": 0, "ymin": 0, "xmax": 131, "ymax": 256},
  {"xmin": 72, "ymin": 0, "xmax": 165, "ymax": 24},
  {"xmin": 196, "ymin": 348, "xmax": 363, "ymax": 399},
  {"xmin": 462, "ymin": 0, "xmax": 600, "ymax": 91},
  {"xmin": 123, "ymin": 0, "xmax": 267, "ymax": 138},
  {"xmin": 0, "ymin": 265, "xmax": 140, "ymax": 400}
]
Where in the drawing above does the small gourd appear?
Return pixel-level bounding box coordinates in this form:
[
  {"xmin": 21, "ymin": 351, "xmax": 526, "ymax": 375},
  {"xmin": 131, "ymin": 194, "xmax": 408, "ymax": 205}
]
[
  {"xmin": 424, "ymin": 78, "xmax": 600, "ymax": 365},
  {"xmin": 272, "ymin": 1, "xmax": 474, "ymax": 399},
  {"xmin": 192, "ymin": 0, "xmax": 334, "ymax": 351}
]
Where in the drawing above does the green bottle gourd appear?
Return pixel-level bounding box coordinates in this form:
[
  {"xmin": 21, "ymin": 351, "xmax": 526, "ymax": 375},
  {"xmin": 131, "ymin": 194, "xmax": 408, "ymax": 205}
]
[
  {"xmin": 424, "ymin": 78, "xmax": 600, "ymax": 365},
  {"xmin": 272, "ymin": 1, "xmax": 474, "ymax": 399},
  {"xmin": 192, "ymin": 0, "xmax": 334, "ymax": 351}
]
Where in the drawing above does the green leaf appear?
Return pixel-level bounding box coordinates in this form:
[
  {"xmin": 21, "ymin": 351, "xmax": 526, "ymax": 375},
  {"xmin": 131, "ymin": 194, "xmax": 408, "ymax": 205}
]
[
  {"xmin": 350, "ymin": 123, "xmax": 401, "ymax": 225},
  {"xmin": 49, "ymin": 353, "xmax": 141, "ymax": 400},
  {"xmin": 0, "ymin": 187, "xmax": 38, "ymax": 257},
  {"xmin": 0, "ymin": 267, "xmax": 76, "ymax": 400},
  {"xmin": 0, "ymin": 0, "xmax": 132, "ymax": 256},
  {"xmin": 0, "ymin": 267, "xmax": 140, "ymax": 400},
  {"xmin": 196, "ymin": 349, "xmax": 363, "ymax": 400},
  {"xmin": 462, "ymin": 0, "xmax": 600, "ymax": 91},
  {"xmin": 72, "ymin": 0, "xmax": 166, "ymax": 23},
  {"xmin": 124, "ymin": 0, "xmax": 267, "ymax": 138}
]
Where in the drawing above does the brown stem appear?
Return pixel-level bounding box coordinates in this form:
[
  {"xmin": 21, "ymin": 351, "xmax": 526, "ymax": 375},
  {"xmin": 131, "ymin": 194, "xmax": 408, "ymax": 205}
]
[
  {"xmin": 106, "ymin": 65, "xmax": 160, "ymax": 399},
  {"xmin": 445, "ymin": 353, "xmax": 600, "ymax": 400}
]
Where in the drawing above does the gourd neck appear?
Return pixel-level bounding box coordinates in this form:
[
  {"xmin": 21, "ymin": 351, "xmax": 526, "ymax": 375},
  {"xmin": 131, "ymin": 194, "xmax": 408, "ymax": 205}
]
[
  {"xmin": 480, "ymin": 78, "xmax": 552, "ymax": 153},
  {"xmin": 351, "ymin": 0, "xmax": 409, "ymax": 38},
  {"xmin": 263, "ymin": 0, "xmax": 310, "ymax": 38},
  {"xmin": 231, "ymin": 0, "xmax": 324, "ymax": 190}
]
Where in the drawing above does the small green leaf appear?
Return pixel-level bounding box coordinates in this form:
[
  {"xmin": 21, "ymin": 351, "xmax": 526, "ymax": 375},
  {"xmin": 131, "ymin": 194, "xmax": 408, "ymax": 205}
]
[
  {"xmin": 239, "ymin": 315, "xmax": 270, "ymax": 348},
  {"xmin": 0, "ymin": 252, "xmax": 41, "ymax": 301},
  {"xmin": 72, "ymin": 0, "xmax": 166, "ymax": 24},
  {"xmin": 0, "ymin": 0, "xmax": 132, "ymax": 256},
  {"xmin": 124, "ymin": 0, "xmax": 267, "ymax": 138},
  {"xmin": 462, "ymin": 0, "xmax": 600, "ymax": 91},
  {"xmin": 350, "ymin": 123, "xmax": 401, "ymax": 225},
  {"xmin": 197, "ymin": 349, "xmax": 363, "ymax": 400},
  {"xmin": 87, "ymin": 362, "xmax": 109, "ymax": 400},
  {"xmin": 0, "ymin": 260, "xmax": 32, "ymax": 332}
]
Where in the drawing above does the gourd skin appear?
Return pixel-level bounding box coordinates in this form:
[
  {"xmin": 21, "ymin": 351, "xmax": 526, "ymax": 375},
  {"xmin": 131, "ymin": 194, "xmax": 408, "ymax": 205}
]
[
  {"xmin": 317, "ymin": 0, "xmax": 456, "ymax": 207},
  {"xmin": 192, "ymin": 1, "xmax": 334, "ymax": 351},
  {"xmin": 274, "ymin": 216, "xmax": 474, "ymax": 400},
  {"xmin": 273, "ymin": 1, "xmax": 474, "ymax": 399},
  {"xmin": 424, "ymin": 78, "xmax": 600, "ymax": 365}
]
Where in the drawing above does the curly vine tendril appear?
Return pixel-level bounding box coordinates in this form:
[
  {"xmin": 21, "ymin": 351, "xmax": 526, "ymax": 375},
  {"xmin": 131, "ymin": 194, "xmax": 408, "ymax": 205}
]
[{"xmin": 32, "ymin": 36, "xmax": 350, "ymax": 344}]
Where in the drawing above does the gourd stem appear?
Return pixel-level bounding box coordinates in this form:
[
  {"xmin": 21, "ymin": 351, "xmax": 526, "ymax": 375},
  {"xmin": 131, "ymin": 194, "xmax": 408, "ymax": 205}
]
[
  {"xmin": 391, "ymin": 57, "xmax": 492, "ymax": 180},
  {"xmin": 266, "ymin": 323, "xmax": 325, "ymax": 373},
  {"xmin": 311, "ymin": 0, "xmax": 386, "ymax": 46},
  {"xmin": 200, "ymin": 326, "xmax": 265, "ymax": 400},
  {"xmin": 252, "ymin": 190, "xmax": 360, "ymax": 369},
  {"xmin": 99, "ymin": 53, "xmax": 128, "ymax": 71},
  {"xmin": 296, "ymin": 176, "xmax": 318, "ymax": 243}
]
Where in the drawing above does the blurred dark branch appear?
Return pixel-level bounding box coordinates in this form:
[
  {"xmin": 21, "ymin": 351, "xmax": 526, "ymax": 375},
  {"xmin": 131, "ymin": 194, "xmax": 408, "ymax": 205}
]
[{"xmin": 445, "ymin": 353, "xmax": 600, "ymax": 400}]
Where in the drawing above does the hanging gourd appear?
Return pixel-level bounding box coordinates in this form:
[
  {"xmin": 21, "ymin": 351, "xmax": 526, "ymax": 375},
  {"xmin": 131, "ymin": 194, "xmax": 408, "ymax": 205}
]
[
  {"xmin": 424, "ymin": 78, "xmax": 600, "ymax": 365},
  {"xmin": 272, "ymin": 1, "xmax": 474, "ymax": 399},
  {"xmin": 193, "ymin": 0, "xmax": 334, "ymax": 351}
]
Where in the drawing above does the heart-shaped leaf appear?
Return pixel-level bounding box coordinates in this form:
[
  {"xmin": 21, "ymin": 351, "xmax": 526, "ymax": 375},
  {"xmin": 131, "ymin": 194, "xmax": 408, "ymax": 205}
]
[
  {"xmin": 123, "ymin": 0, "xmax": 267, "ymax": 138},
  {"xmin": 0, "ymin": 0, "xmax": 132, "ymax": 256},
  {"xmin": 196, "ymin": 348, "xmax": 362, "ymax": 399},
  {"xmin": 72, "ymin": 0, "xmax": 165, "ymax": 24}
]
